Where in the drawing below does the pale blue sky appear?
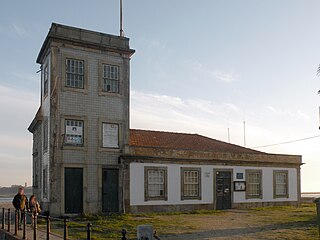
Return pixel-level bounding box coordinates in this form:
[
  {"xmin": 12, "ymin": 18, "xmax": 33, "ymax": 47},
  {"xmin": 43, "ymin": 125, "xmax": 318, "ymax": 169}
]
[{"xmin": 0, "ymin": 1, "xmax": 319, "ymax": 191}]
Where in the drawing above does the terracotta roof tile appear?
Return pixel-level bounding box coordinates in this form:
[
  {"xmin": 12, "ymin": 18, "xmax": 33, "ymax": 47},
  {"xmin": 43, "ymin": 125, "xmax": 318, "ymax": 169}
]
[{"xmin": 129, "ymin": 129, "xmax": 264, "ymax": 154}]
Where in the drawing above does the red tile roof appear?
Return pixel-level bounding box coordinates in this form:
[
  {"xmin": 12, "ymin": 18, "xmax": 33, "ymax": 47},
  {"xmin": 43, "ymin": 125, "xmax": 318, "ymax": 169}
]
[{"xmin": 129, "ymin": 129, "xmax": 264, "ymax": 154}]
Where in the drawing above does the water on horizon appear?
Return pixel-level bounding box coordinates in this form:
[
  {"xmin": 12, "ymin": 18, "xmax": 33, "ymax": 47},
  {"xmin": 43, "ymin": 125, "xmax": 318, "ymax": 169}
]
[{"xmin": 0, "ymin": 197, "xmax": 12, "ymax": 203}]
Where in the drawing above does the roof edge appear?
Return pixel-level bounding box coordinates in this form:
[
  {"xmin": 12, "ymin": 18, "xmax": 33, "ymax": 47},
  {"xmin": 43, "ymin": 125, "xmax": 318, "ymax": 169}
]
[
  {"xmin": 127, "ymin": 146, "xmax": 302, "ymax": 165},
  {"xmin": 28, "ymin": 107, "xmax": 43, "ymax": 133},
  {"xmin": 36, "ymin": 22, "xmax": 135, "ymax": 64}
]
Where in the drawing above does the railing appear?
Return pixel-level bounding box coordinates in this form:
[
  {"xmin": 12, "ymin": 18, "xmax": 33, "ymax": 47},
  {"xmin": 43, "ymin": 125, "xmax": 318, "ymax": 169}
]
[{"xmin": 1, "ymin": 208, "xmax": 130, "ymax": 240}]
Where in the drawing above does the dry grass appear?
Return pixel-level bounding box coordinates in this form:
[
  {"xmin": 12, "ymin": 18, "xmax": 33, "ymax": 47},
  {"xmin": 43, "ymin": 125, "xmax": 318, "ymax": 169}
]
[{"xmin": 57, "ymin": 203, "xmax": 319, "ymax": 239}]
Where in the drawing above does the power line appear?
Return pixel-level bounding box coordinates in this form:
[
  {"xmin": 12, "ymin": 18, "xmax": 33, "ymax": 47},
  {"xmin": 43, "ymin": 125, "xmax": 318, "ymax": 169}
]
[{"xmin": 251, "ymin": 135, "xmax": 320, "ymax": 149}]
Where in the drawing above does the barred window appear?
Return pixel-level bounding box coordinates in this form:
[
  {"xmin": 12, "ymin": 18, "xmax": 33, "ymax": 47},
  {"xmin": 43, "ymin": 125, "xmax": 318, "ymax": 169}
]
[
  {"xmin": 145, "ymin": 167, "xmax": 167, "ymax": 201},
  {"xmin": 103, "ymin": 64, "xmax": 119, "ymax": 93},
  {"xmin": 181, "ymin": 168, "xmax": 201, "ymax": 199},
  {"xmin": 43, "ymin": 119, "xmax": 48, "ymax": 152},
  {"xmin": 65, "ymin": 119, "xmax": 83, "ymax": 145},
  {"xmin": 66, "ymin": 59, "xmax": 84, "ymax": 88},
  {"xmin": 246, "ymin": 170, "xmax": 262, "ymax": 199},
  {"xmin": 274, "ymin": 171, "xmax": 288, "ymax": 198},
  {"xmin": 43, "ymin": 65, "xmax": 49, "ymax": 96}
]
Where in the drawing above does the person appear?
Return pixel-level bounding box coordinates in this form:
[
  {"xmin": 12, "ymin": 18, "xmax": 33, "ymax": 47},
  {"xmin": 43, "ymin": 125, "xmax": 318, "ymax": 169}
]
[
  {"xmin": 12, "ymin": 187, "xmax": 29, "ymax": 230},
  {"xmin": 29, "ymin": 195, "xmax": 41, "ymax": 228}
]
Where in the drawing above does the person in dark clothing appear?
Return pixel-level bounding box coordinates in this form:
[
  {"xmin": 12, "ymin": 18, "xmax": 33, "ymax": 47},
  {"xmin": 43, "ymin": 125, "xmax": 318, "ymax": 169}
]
[{"xmin": 12, "ymin": 187, "xmax": 29, "ymax": 230}]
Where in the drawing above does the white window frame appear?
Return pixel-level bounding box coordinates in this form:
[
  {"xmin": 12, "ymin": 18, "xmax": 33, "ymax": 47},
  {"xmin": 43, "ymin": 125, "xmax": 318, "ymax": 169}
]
[
  {"xmin": 102, "ymin": 123, "xmax": 119, "ymax": 148},
  {"xmin": 43, "ymin": 119, "xmax": 48, "ymax": 152},
  {"xmin": 274, "ymin": 170, "xmax": 289, "ymax": 198},
  {"xmin": 65, "ymin": 58, "xmax": 84, "ymax": 89},
  {"xmin": 144, "ymin": 167, "xmax": 167, "ymax": 201},
  {"xmin": 43, "ymin": 64, "xmax": 49, "ymax": 96},
  {"xmin": 246, "ymin": 170, "xmax": 262, "ymax": 199},
  {"xmin": 102, "ymin": 64, "xmax": 119, "ymax": 93},
  {"xmin": 181, "ymin": 168, "xmax": 201, "ymax": 200},
  {"xmin": 64, "ymin": 119, "xmax": 84, "ymax": 146}
]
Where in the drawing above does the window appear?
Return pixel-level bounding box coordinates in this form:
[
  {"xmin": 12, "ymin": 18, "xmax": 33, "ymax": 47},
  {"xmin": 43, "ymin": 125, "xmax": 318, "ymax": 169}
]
[
  {"xmin": 43, "ymin": 119, "xmax": 48, "ymax": 152},
  {"xmin": 65, "ymin": 119, "xmax": 84, "ymax": 145},
  {"xmin": 102, "ymin": 123, "xmax": 119, "ymax": 148},
  {"xmin": 246, "ymin": 170, "xmax": 262, "ymax": 199},
  {"xmin": 103, "ymin": 64, "xmax": 119, "ymax": 93},
  {"xmin": 66, "ymin": 58, "xmax": 84, "ymax": 88},
  {"xmin": 144, "ymin": 167, "xmax": 167, "ymax": 201},
  {"xmin": 43, "ymin": 65, "xmax": 48, "ymax": 96},
  {"xmin": 274, "ymin": 171, "xmax": 288, "ymax": 198},
  {"xmin": 33, "ymin": 162, "xmax": 38, "ymax": 187},
  {"xmin": 43, "ymin": 168, "xmax": 48, "ymax": 198},
  {"xmin": 181, "ymin": 168, "xmax": 201, "ymax": 200}
]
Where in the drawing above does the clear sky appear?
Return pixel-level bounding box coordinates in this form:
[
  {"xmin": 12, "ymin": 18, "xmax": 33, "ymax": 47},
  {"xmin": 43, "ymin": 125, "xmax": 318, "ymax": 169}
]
[{"xmin": 0, "ymin": 1, "xmax": 319, "ymax": 191}]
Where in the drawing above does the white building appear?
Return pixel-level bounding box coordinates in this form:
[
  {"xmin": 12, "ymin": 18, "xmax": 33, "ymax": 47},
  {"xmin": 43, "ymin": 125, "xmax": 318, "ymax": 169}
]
[{"xmin": 122, "ymin": 130, "xmax": 302, "ymax": 212}]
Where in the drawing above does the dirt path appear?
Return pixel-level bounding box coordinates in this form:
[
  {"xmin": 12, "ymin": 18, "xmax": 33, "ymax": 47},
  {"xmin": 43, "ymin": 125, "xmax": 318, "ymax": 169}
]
[{"xmin": 157, "ymin": 206, "xmax": 317, "ymax": 240}]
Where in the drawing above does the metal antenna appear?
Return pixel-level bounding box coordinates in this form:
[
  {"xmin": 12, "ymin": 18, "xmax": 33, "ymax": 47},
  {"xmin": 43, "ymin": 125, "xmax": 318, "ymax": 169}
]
[
  {"xmin": 243, "ymin": 120, "xmax": 246, "ymax": 147},
  {"xmin": 227, "ymin": 120, "xmax": 230, "ymax": 143},
  {"xmin": 120, "ymin": 0, "xmax": 124, "ymax": 37},
  {"xmin": 243, "ymin": 111, "xmax": 246, "ymax": 147}
]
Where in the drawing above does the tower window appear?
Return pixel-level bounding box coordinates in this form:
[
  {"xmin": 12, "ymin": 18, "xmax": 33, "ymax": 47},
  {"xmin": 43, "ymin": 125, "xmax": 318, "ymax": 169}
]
[
  {"xmin": 43, "ymin": 119, "xmax": 48, "ymax": 152},
  {"xmin": 102, "ymin": 123, "xmax": 119, "ymax": 148},
  {"xmin": 103, "ymin": 64, "xmax": 119, "ymax": 93},
  {"xmin": 65, "ymin": 119, "xmax": 84, "ymax": 145},
  {"xmin": 66, "ymin": 59, "xmax": 84, "ymax": 88},
  {"xmin": 43, "ymin": 65, "xmax": 49, "ymax": 96}
]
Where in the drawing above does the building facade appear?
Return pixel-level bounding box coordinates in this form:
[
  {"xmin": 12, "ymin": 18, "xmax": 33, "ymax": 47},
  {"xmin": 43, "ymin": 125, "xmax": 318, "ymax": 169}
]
[
  {"xmin": 29, "ymin": 23, "xmax": 302, "ymax": 216},
  {"xmin": 28, "ymin": 23, "xmax": 135, "ymax": 215},
  {"xmin": 123, "ymin": 130, "xmax": 302, "ymax": 213}
]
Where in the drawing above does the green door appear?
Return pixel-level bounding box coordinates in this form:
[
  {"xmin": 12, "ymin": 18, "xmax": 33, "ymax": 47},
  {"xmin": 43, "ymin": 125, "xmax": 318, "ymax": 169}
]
[
  {"xmin": 102, "ymin": 169, "xmax": 119, "ymax": 213},
  {"xmin": 65, "ymin": 168, "xmax": 83, "ymax": 214}
]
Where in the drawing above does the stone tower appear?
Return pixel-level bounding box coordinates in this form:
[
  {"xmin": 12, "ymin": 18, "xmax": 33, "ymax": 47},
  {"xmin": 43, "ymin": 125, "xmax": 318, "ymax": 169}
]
[{"xmin": 28, "ymin": 23, "xmax": 135, "ymax": 215}]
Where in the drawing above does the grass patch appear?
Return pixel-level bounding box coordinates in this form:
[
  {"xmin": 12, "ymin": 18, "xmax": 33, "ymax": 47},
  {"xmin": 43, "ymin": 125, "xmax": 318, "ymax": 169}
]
[{"xmin": 39, "ymin": 204, "xmax": 319, "ymax": 239}]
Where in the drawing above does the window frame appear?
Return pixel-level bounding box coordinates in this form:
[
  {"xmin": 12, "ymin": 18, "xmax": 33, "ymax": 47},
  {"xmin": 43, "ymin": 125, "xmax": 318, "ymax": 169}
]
[
  {"xmin": 273, "ymin": 170, "xmax": 289, "ymax": 198},
  {"xmin": 102, "ymin": 122, "xmax": 120, "ymax": 149},
  {"xmin": 144, "ymin": 166, "xmax": 168, "ymax": 201},
  {"xmin": 245, "ymin": 170, "xmax": 263, "ymax": 199},
  {"xmin": 64, "ymin": 119, "xmax": 84, "ymax": 147},
  {"xmin": 181, "ymin": 167, "xmax": 202, "ymax": 200},
  {"xmin": 61, "ymin": 54, "xmax": 88, "ymax": 94},
  {"xmin": 102, "ymin": 64, "xmax": 120, "ymax": 93},
  {"xmin": 65, "ymin": 58, "xmax": 85, "ymax": 89},
  {"xmin": 43, "ymin": 64, "xmax": 49, "ymax": 97},
  {"xmin": 43, "ymin": 119, "xmax": 48, "ymax": 152},
  {"xmin": 42, "ymin": 168, "xmax": 48, "ymax": 199}
]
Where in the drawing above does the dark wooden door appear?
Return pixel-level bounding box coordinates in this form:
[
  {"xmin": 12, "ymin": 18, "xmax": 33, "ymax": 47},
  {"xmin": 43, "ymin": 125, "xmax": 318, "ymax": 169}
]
[
  {"xmin": 102, "ymin": 169, "xmax": 119, "ymax": 213},
  {"xmin": 65, "ymin": 168, "xmax": 83, "ymax": 214},
  {"xmin": 216, "ymin": 171, "xmax": 232, "ymax": 210}
]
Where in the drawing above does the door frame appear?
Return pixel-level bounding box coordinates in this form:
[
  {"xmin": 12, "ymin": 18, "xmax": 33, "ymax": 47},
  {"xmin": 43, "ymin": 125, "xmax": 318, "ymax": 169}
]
[
  {"xmin": 213, "ymin": 169, "xmax": 233, "ymax": 210},
  {"xmin": 61, "ymin": 164, "xmax": 86, "ymax": 216},
  {"xmin": 101, "ymin": 167, "xmax": 121, "ymax": 213},
  {"xmin": 64, "ymin": 167, "xmax": 84, "ymax": 214}
]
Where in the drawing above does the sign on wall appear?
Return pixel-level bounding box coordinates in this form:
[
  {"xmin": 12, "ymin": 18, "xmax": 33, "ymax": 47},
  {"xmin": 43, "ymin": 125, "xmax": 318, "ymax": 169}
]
[
  {"xmin": 234, "ymin": 181, "xmax": 246, "ymax": 191},
  {"xmin": 103, "ymin": 123, "xmax": 119, "ymax": 148},
  {"xmin": 65, "ymin": 126, "xmax": 83, "ymax": 145}
]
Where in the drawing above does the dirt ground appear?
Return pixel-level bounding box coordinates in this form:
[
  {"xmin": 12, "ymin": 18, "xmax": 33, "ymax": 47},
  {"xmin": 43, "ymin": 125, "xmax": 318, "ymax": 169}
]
[
  {"xmin": 156, "ymin": 205, "xmax": 318, "ymax": 240},
  {"xmin": 1, "ymin": 202, "xmax": 318, "ymax": 239}
]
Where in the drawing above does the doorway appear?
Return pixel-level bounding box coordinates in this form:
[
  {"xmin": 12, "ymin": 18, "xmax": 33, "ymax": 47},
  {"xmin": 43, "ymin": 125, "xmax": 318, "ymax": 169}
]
[
  {"xmin": 102, "ymin": 169, "xmax": 119, "ymax": 213},
  {"xmin": 215, "ymin": 170, "xmax": 232, "ymax": 210},
  {"xmin": 65, "ymin": 168, "xmax": 83, "ymax": 214}
]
